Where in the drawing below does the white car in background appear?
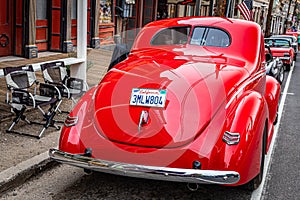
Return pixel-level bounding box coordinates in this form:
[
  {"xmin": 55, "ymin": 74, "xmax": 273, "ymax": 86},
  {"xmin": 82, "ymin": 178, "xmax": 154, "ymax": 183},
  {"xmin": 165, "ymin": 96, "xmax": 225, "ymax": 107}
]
[
  {"xmin": 265, "ymin": 44, "xmax": 285, "ymax": 84},
  {"xmin": 271, "ymin": 35, "xmax": 298, "ymax": 60}
]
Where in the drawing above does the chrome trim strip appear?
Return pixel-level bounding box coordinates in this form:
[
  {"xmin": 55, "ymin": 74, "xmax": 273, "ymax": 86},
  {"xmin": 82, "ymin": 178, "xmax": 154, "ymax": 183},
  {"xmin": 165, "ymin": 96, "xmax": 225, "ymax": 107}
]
[
  {"xmin": 277, "ymin": 57, "xmax": 290, "ymax": 60},
  {"xmin": 225, "ymin": 70, "xmax": 265, "ymax": 109},
  {"xmin": 49, "ymin": 149, "xmax": 240, "ymax": 185}
]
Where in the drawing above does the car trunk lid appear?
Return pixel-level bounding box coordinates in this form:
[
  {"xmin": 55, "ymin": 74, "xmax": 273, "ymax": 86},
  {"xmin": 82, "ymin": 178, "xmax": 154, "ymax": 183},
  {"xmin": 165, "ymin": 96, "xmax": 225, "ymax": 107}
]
[{"xmin": 93, "ymin": 49, "xmax": 248, "ymax": 148}]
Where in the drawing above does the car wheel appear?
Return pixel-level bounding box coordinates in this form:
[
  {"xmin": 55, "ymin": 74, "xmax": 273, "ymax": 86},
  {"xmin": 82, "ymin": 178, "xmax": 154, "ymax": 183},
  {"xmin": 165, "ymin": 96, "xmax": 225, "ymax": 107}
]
[
  {"xmin": 285, "ymin": 64, "xmax": 291, "ymax": 71},
  {"xmin": 277, "ymin": 66, "xmax": 285, "ymax": 84},
  {"xmin": 244, "ymin": 124, "xmax": 267, "ymax": 191},
  {"xmin": 273, "ymin": 112, "xmax": 278, "ymax": 125}
]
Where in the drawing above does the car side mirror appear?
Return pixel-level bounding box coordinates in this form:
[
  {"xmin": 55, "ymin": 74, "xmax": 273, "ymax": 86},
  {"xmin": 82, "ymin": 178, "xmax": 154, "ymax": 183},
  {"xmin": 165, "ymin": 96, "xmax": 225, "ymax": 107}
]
[{"xmin": 265, "ymin": 53, "xmax": 272, "ymax": 62}]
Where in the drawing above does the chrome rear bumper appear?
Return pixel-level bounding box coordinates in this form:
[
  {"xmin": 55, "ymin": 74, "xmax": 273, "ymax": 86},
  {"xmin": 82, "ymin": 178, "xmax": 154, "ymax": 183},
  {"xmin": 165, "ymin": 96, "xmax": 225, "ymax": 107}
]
[
  {"xmin": 278, "ymin": 57, "xmax": 290, "ymax": 60},
  {"xmin": 49, "ymin": 148, "xmax": 240, "ymax": 185}
]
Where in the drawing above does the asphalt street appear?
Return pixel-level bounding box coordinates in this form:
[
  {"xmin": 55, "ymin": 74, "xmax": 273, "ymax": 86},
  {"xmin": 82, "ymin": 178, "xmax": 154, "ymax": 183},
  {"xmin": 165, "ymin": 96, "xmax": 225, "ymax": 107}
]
[{"xmin": 262, "ymin": 58, "xmax": 300, "ymax": 199}]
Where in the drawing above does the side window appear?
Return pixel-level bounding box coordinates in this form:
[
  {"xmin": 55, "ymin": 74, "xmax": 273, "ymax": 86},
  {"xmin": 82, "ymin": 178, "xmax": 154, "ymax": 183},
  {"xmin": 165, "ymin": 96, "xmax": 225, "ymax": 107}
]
[
  {"xmin": 264, "ymin": 39, "xmax": 272, "ymax": 46},
  {"xmin": 151, "ymin": 27, "xmax": 190, "ymax": 46},
  {"xmin": 190, "ymin": 27, "xmax": 205, "ymax": 45},
  {"xmin": 191, "ymin": 27, "xmax": 231, "ymax": 47}
]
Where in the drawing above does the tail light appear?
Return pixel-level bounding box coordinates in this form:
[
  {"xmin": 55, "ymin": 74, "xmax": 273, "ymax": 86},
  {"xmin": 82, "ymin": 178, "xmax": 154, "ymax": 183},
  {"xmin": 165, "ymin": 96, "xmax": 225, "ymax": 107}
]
[{"xmin": 64, "ymin": 115, "xmax": 79, "ymax": 127}]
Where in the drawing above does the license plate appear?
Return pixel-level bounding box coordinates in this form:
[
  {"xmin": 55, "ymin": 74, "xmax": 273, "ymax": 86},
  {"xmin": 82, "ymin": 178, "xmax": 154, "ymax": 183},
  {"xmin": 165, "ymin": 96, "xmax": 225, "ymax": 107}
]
[{"xmin": 130, "ymin": 88, "xmax": 167, "ymax": 108}]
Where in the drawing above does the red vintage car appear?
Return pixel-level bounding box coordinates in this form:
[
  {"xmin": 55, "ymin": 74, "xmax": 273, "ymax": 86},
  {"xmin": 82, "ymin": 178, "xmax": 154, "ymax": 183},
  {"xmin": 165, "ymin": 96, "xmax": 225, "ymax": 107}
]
[
  {"xmin": 264, "ymin": 37, "xmax": 295, "ymax": 71},
  {"xmin": 50, "ymin": 17, "xmax": 281, "ymax": 191}
]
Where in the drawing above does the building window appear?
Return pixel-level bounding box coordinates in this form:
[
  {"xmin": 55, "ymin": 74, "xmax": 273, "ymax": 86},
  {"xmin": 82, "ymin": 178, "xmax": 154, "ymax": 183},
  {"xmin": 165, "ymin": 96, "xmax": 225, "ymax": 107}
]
[
  {"xmin": 100, "ymin": 0, "xmax": 112, "ymax": 23},
  {"xmin": 72, "ymin": 0, "xmax": 77, "ymax": 19},
  {"xmin": 36, "ymin": 0, "xmax": 47, "ymax": 20}
]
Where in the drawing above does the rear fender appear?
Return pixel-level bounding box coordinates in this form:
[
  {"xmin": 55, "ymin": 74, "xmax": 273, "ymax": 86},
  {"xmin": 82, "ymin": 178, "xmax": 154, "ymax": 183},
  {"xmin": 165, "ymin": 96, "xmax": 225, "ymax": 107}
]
[
  {"xmin": 221, "ymin": 91, "xmax": 268, "ymax": 185},
  {"xmin": 264, "ymin": 76, "xmax": 280, "ymax": 152},
  {"xmin": 59, "ymin": 86, "xmax": 98, "ymax": 154},
  {"xmin": 265, "ymin": 75, "xmax": 281, "ymax": 124}
]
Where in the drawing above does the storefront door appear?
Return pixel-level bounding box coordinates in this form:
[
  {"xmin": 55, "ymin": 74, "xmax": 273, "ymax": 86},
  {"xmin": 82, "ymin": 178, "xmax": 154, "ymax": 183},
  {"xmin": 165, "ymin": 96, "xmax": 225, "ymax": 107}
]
[
  {"xmin": 0, "ymin": 0, "xmax": 13, "ymax": 56},
  {"xmin": 50, "ymin": 0, "xmax": 63, "ymax": 51}
]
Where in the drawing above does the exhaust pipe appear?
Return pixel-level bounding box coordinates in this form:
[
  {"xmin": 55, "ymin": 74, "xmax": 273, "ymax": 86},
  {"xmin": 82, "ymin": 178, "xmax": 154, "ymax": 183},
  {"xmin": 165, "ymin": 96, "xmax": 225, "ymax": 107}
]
[
  {"xmin": 83, "ymin": 148, "xmax": 92, "ymax": 174},
  {"xmin": 187, "ymin": 183, "xmax": 199, "ymax": 191},
  {"xmin": 187, "ymin": 160, "xmax": 201, "ymax": 191}
]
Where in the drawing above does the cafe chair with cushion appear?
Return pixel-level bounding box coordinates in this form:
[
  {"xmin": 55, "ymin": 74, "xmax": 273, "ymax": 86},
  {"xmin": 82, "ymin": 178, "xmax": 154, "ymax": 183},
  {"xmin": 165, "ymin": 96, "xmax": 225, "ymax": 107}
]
[
  {"xmin": 40, "ymin": 61, "xmax": 88, "ymax": 108},
  {"xmin": 3, "ymin": 65, "xmax": 62, "ymax": 139}
]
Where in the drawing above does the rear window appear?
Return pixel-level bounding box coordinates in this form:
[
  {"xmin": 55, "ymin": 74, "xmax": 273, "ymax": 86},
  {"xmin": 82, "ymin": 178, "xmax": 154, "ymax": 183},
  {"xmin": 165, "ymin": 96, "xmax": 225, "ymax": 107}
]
[
  {"xmin": 265, "ymin": 39, "xmax": 290, "ymax": 48},
  {"xmin": 190, "ymin": 27, "xmax": 231, "ymax": 47},
  {"xmin": 151, "ymin": 27, "xmax": 191, "ymax": 46}
]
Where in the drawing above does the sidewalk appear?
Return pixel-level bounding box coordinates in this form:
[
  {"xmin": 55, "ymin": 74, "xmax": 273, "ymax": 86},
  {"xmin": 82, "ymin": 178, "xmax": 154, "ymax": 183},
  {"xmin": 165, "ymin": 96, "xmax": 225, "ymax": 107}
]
[{"xmin": 0, "ymin": 48, "xmax": 113, "ymax": 194}]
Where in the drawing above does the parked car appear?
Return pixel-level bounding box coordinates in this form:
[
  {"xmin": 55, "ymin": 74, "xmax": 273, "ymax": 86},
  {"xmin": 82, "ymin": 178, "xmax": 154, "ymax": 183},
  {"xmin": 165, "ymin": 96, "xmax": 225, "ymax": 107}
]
[
  {"xmin": 265, "ymin": 45, "xmax": 285, "ymax": 84},
  {"xmin": 286, "ymin": 31, "xmax": 299, "ymax": 51},
  {"xmin": 270, "ymin": 34, "xmax": 298, "ymax": 60},
  {"xmin": 285, "ymin": 31, "xmax": 298, "ymax": 38},
  {"xmin": 264, "ymin": 38, "xmax": 295, "ymax": 71},
  {"xmin": 50, "ymin": 17, "xmax": 281, "ymax": 191}
]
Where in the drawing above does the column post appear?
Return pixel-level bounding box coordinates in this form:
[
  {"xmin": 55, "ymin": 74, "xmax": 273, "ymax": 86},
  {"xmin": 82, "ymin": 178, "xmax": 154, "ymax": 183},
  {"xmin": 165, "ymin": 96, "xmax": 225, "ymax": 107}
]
[
  {"xmin": 71, "ymin": 0, "xmax": 87, "ymax": 83},
  {"xmin": 25, "ymin": 0, "xmax": 38, "ymax": 58},
  {"xmin": 90, "ymin": 0, "xmax": 100, "ymax": 48},
  {"xmin": 62, "ymin": 0, "xmax": 74, "ymax": 52}
]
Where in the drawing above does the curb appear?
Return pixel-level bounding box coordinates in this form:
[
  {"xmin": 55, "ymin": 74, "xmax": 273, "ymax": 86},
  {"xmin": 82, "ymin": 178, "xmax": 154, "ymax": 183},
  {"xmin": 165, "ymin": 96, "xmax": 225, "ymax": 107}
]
[{"xmin": 0, "ymin": 151, "xmax": 57, "ymax": 194}]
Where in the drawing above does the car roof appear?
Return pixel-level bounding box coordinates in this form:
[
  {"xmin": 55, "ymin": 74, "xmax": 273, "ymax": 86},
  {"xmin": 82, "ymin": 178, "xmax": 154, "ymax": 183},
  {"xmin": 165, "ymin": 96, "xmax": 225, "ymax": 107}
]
[
  {"xmin": 269, "ymin": 37, "xmax": 293, "ymax": 41},
  {"xmin": 131, "ymin": 17, "xmax": 263, "ymax": 73},
  {"xmin": 144, "ymin": 17, "xmax": 255, "ymax": 29},
  {"xmin": 133, "ymin": 17, "xmax": 262, "ymax": 55},
  {"xmin": 271, "ymin": 35, "xmax": 297, "ymax": 41}
]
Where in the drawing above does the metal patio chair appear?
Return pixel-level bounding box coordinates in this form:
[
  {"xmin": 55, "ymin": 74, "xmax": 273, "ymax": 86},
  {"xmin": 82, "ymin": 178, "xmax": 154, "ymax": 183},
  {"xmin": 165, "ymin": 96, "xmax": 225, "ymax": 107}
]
[
  {"xmin": 3, "ymin": 65, "xmax": 62, "ymax": 139},
  {"xmin": 40, "ymin": 61, "xmax": 88, "ymax": 109}
]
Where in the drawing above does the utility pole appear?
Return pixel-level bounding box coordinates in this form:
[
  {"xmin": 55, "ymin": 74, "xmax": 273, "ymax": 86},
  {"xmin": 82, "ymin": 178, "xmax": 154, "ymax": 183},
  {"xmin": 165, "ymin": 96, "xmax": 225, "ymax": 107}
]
[
  {"xmin": 284, "ymin": 0, "xmax": 293, "ymax": 32},
  {"xmin": 195, "ymin": 0, "xmax": 201, "ymax": 16},
  {"xmin": 292, "ymin": 1, "xmax": 299, "ymax": 28},
  {"xmin": 209, "ymin": 0, "xmax": 214, "ymax": 16},
  {"xmin": 265, "ymin": 0, "xmax": 275, "ymax": 37}
]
